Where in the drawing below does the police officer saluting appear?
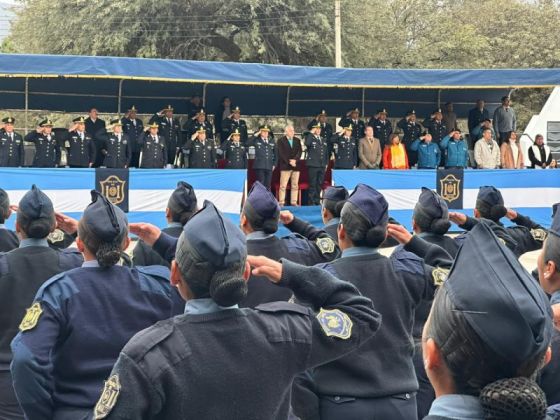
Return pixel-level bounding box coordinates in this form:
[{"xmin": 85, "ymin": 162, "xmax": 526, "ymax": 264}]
[
  {"xmin": 0, "ymin": 117, "xmax": 24, "ymax": 167},
  {"xmin": 0, "ymin": 186, "xmax": 82, "ymax": 420},
  {"xmin": 138, "ymin": 122, "xmax": 166, "ymax": 169},
  {"xmin": 339, "ymin": 107, "xmax": 366, "ymax": 140},
  {"xmin": 121, "ymin": 105, "xmax": 144, "ymax": 168},
  {"xmin": 187, "ymin": 126, "xmax": 217, "ymax": 169},
  {"xmin": 221, "ymin": 106, "xmax": 248, "ymax": 144},
  {"xmin": 11, "ymin": 191, "xmax": 183, "ymax": 420},
  {"xmin": 397, "ymin": 110, "xmax": 423, "ymax": 166},
  {"xmin": 24, "ymin": 119, "xmax": 61, "ymax": 168},
  {"xmin": 100, "ymin": 118, "xmax": 131, "ymax": 168},
  {"xmin": 149, "ymin": 105, "xmax": 181, "ymax": 167},
  {"xmin": 64, "ymin": 116, "xmax": 95, "ymax": 168},
  {"xmin": 306, "ymin": 121, "xmax": 329, "ymax": 205},
  {"xmin": 223, "ymin": 128, "xmax": 247, "ymax": 169},
  {"xmin": 94, "ymin": 200, "xmax": 380, "ymax": 420},
  {"xmin": 332, "ymin": 125, "xmax": 357, "ymax": 169},
  {"xmin": 247, "ymin": 125, "xmax": 276, "ymax": 190},
  {"xmin": 307, "ymin": 109, "xmax": 333, "ymax": 141},
  {"xmin": 369, "ymin": 108, "xmax": 393, "ymax": 146}
]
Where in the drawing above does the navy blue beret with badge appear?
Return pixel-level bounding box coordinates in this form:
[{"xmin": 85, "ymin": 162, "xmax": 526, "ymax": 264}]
[
  {"xmin": 323, "ymin": 186, "xmax": 349, "ymax": 203},
  {"xmin": 415, "ymin": 187, "xmax": 448, "ymax": 220},
  {"xmin": 176, "ymin": 200, "xmax": 246, "ymax": 269},
  {"xmin": 19, "ymin": 185, "xmax": 54, "ymax": 220},
  {"xmin": 168, "ymin": 181, "xmax": 197, "ymax": 214},
  {"xmin": 477, "ymin": 186, "xmax": 504, "ymax": 207},
  {"xmin": 346, "ymin": 183, "xmax": 389, "ymax": 227},
  {"xmin": 82, "ymin": 190, "xmax": 127, "ymax": 242},
  {"xmin": 246, "ymin": 181, "xmax": 280, "ymax": 220},
  {"xmin": 444, "ymin": 222, "xmax": 552, "ymax": 365}
]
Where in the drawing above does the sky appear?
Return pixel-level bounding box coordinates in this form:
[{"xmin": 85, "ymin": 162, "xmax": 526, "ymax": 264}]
[{"xmin": 0, "ymin": 1, "xmax": 17, "ymax": 42}]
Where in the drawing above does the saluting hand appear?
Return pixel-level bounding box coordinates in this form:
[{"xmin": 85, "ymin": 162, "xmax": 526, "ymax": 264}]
[
  {"xmin": 387, "ymin": 223, "xmax": 413, "ymax": 245},
  {"xmin": 449, "ymin": 212, "xmax": 467, "ymax": 225},
  {"xmin": 247, "ymin": 255, "xmax": 282, "ymax": 283},
  {"xmin": 279, "ymin": 210, "xmax": 294, "ymax": 225},
  {"xmin": 9, "ymin": 204, "xmax": 18, "ymax": 212},
  {"xmin": 55, "ymin": 212, "xmax": 79, "ymax": 235},
  {"xmin": 505, "ymin": 208, "xmax": 518, "ymax": 220},
  {"xmin": 129, "ymin": 223, "xmax": 161, "ymax": 246}
]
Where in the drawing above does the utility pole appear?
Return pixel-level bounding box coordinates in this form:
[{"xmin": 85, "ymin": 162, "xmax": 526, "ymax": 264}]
[{"xmin": 334, "ymin": 0, "xmax": 342, "ymax": 68}]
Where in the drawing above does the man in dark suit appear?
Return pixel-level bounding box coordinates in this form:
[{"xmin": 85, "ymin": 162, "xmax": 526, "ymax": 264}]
[
  {"xmin": 85, "ymin": 108, "xmax": 107, "ymax": 168},
  {"xmin": 121, "ymin": 106, "xmax": 144, "ymax": 168},
  {"xmin": 277, "ymin": 126, "xmax": 302, "ymax": 206},
  {"xmin": 149, "ymin": 105, "xmax": 181, "ymax": 167}
]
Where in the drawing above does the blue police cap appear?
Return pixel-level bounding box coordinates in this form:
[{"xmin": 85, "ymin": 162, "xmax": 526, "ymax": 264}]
[
  {"xmin": 551, "ymin": 202, "xmax": 560, "ymax": 237},
  {"xmin": 19, "ymin": 185, "xmax": 54, "ymax": 220},
  {"xmin": 415, "ymin": 187, "xmax": 448, "ymax": 220},
  {"xmin": 176, "ymin": 200, "xmax": 246, "ymax": 269},
  {"xmin": 82, "ymin": 190, "xmax": 127, "ymax": 242},
  {"xmin": 347, "ymin": 184, "xmax": 388, "ymax": 226},
  {"xmin": 477, "ymin": 186, "xmax": 504, "ymax": 207},
  {"xmin": 246, "ymin": 181, "xmax": 280, "ymax": 220},
  {"xmin": 168, "ymin": 181, "xmax": 197, "ymax": 213},
  {"xmin": 323, "ymin": 186, "xmax": 349, "ymax": 202},
  {"xmin": 444, "ymin": 222, "xmax": 552, "ymax": 365}
]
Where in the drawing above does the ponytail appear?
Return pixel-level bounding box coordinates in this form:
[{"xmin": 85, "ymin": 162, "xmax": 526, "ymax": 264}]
[{"xmin": 480, "ymin": 377, "xmax": 546, "ymax": 420}]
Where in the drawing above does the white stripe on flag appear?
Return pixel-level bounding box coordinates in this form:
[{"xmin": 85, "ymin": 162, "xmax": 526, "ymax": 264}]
[
  {"xmin": 6, "ymin": 189, "xmax": 92, "ymax": 212},
  {"xmin": 128, "ymin": 189, "xmax": 243, "ymax": 214}
]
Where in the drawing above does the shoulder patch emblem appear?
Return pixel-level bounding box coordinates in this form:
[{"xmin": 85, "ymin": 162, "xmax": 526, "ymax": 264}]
[
  {"xmin": 432, "ymin": 267, "xmax": 450, "ymax": 287},
  {"xmin": 316, "ymin": 308, "xmax": 353, "ymax": 340},
  {"xmin": 316, "ymin": 237, "xmax": 335, "ymax": 254},
  {"xmin": 531, "ymin": 228, "xmax": 548, "ymax": 242},
  {"xmin": 94, "ymin": 374, "xmax": 121, "ymax": 419},
  {"xmin": 47, "ymin": 229, "xmax": 65, "ymax": 244},
  {"xmin": 19, "ymin": 302, "xmax": 43, "ymax": 332}
]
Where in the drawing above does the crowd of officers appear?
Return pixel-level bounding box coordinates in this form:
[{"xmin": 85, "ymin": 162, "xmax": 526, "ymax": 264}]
[{"xmin": 0, "ymin": 174, "xmax": 559, "ymax": 420}]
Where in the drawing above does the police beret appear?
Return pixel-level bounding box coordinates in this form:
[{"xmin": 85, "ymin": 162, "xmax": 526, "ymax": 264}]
[
  {"xmin": 258, "ymin": 125, "xmax": 271, "ymax": 132},
  {"xmin": 168, "ymin": 181, "xmax": 197, "ymax": 214},
  {"xmin": 39, "ymin": 119, "xmax": 54, "ymax": 127},
  {"xmin": 176, "ymin": 200, "xmax": 246, "ymax": 269},
  {"xmin": 415, "ymin": 187, "xmax": 448, "ymax": 220},
  {"xmin": 246, "ymin": 181, "xmax": 280, "ymax": 220},
  {"xmin": 551, "ymin": 202, "xmax": 560, "ymax": 237},
  {"xmin": 110, "ymin": 118, "xmax": 122, "ymax": 126},
  {"xmin": 444, "ymin": 222, "xmax": 552, "ymax": 364},
  {"xmin": 73, "ymin": 117, "xmax": 86, "ymax": 124},
  {"xmin": 477, "ymin": 186, "xmax": 504, "ymax": 207},
  {"xmin": 2, "ymin": 117, "xmax": 15, "ymax": 124},
  {"xmin": 82, "ymin": 190, "xmax": 127, "ymax": 242},
  {"xmin": 19, "ymin": 185, "xmax": 54, "ymax": 220},
  {"xmin": 323, "ymin": 186, "xmax": 349, "ymax": 202},
  {"xmin": 347, "ymin": 184, "xmax": 388, "ymax": 227}
]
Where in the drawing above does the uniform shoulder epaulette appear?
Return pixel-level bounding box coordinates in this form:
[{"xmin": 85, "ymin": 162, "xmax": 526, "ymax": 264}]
[
  {"xmin": 255, "ymin": 301, "xmax": 311, "ymax": 316},
  {"xmin": 135, "ymin": 265, "xmax": 172, "ymax": 295},
  {"xmin": 34, "ymin": 271, "xmax": 78, "ymax": 309},
  {"xmin": 136, "ymin": 264, "xmax": 170, "ymax": 280},
  {"xmin": 390, "ymin": 245, "xmax": 424, "ymax": 276}
]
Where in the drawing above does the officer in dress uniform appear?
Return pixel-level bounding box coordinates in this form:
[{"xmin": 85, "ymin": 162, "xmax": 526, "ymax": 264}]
[
  {"xmin": 100, "ymin": 118, "xmax": 131, "ymax": 168},
  {"xmin": 187, "ymin": 127, "xmax": 217, "ymax": 169},
  {"xmin": 223, "ymin": 129, "xmax": 247, "ymax": 169},
  {"xmin": 294, "ymin": 184, "xmax": 453, "ymax": 420},
  {"xmin": 0, "ymin": 189, "xmax": 19, "ymax": 252},
  {"xmin": 306, "ymin": 122, "xmax": 329, "ymax": 205},
  {"xmin": 121, "ymin": 106, "xmax": 144, "ymax": 168},
  {"xmin": 93, "ymin": 199, "xmax": 380, "ymax": 420},
  {"xmin": 0, "ymin": 186, "xmax": 82, "ymax": 420},
  {"xmin": 397, "ymin": 110, "xmax": 423, "ymax": 166},
  {"xmin": 368, "ymin": 108, "xmax": 393, "ymax": 146},
  {"xmin": 0, "ymin": 117, "xmax": 24, "ymax": 167},
  {"xmin": 138, "ymin": 122, "xmax": 166, "ymax": 169},
  {"xmin": 10, "ymin": 191, "xmax": 184, "ymax": 420},
  {"xmin": 338, "ymin": 107, "xmax": 366, "ymax": 140},
  {"xmin": 63, "ymin": 117, "xmax": 95, "ymax": 168},
  {"xmin": 247, "ymin": 125, "xmax": 276, "ymax": 190},
  {"xmin": 320, "ymin": 186, "xmax": 349, "ymax": 243},
  {"xmin": 85, "ymin": 108, "xmax": 107, "ymax": 168},
  {"xmin": 307, "ymin": 109, "xmax": 333, "ymax": 142},
  {"xmin": 133, "ymin": 182, "xmax": 198, "ymax": 268},
  {"xmin": 221, "ymin": 106, "xmax": 248, "ymax": 144},
  {"xmin": 185, "ymin": 108, "xmax": 214, "ymax": 141},
  {"xmin": 24, "ymin": 119, "xmax": 61, "ymax": 168},
  {"xmin": 332, "ymin": 125, "xmax": 357, "ymax": 169},
  {"xmin": 149, "ymin": 105, "xmax": 182, "ymax": 167},
  {"xmin": 452, "ymin": 186, "xmax": 548, "ymax": 258}
]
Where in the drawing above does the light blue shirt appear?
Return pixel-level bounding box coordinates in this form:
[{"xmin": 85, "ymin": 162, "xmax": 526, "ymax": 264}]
[
  {"xmin": 19, "ymin": 238, "xmax": 49, "ymax": 248},
  {"xmin": 82, "ymin": 260, "xmax": 100, "ymax": 268},
  {"xmin": 247, "ymin": 231, "xmax": 274, "ymax": 240},
  {"xmin": 325, "ymin": 217, "xmax": 340, "ymax": 227},
  {"xmin": 184, "ymin": 298, "xmax": 239, "ymax": 315},
  {"xmin": 341, "ymin": 246, "xmax": 379, "ymax": 258},
  {"xmin": 428, "ymin": 394, "xmax": 485, "ymax": 420},
  {"xmin": 288, "ymin": 138, "xmax": 293, "ymax": 147}
]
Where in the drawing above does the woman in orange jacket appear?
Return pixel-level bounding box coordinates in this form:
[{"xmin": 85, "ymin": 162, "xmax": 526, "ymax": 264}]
[{"xmin": 383, "ymin": 134, "xmax": 409, "ymax": 169}]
